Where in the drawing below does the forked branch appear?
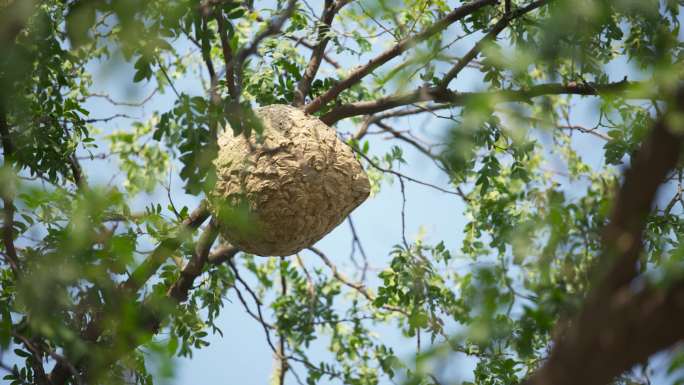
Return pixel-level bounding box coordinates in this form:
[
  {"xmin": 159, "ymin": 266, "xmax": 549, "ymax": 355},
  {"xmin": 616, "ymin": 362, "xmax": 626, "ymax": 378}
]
[
  {"xmin": 303, "ymin": 0, "xmax": 499, "ymax": 114},
  {"xmin": 121, "ymin": 200, "xmax": 211, "ymax": 293},
  {"xmin": 439, "ymin": 0, "xmax": 549, "ymax": 88},
  {"xmin": 293, "ymin": 0, "xmax": 351, "ymax": 106},
  {"xmin": 233, "ymin": 0, "xmax": 298, "ymax": 96},
  {"xmin": 50, "ymin": 215, "xmax": 221, "ymax": 384}
]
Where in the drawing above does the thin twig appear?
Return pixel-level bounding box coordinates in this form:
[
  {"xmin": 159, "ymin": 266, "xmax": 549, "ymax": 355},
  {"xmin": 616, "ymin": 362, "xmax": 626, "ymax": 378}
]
[
  {"xmin": 308, "ymin": 247, "xmax": 407, "ymax": 315},
  {"xmin": 234, "ymin": 0, "xmax": 298, "ymax": 96},
  {"xmin": 158, "ymin": 58, "xmax": 181, "ymax": 99},
  {"xmin": 84, "ymin": 113, "xmax": 138, "ymax": 123},
  {"xmin": 439, "ymin": 0, "xmax": 549, "ymax": 88},
  {"xmin": 347, "ymin": 216, "xmax": 369, "ymax": 280},
  {"xmin": 13, "ymin": 332, "xmax": 83, "ymax": 385},
  {"xmin": 398, "ymin": 177, "xmax": 408, "ymax": 249},
  {"xmin": 557, "ymin": 125, "xmax": 611, "ymax": 141},
  {"xmin": 276, "ymin": 259, "xmax": 288, "ymax": 385},
  {"xmin": 351, "ymin": 143, "xmax": 468, "ymax": 200},
  {"xmin": 227, "ymin": 259, "xmax": 279, "ymax": 353},
  {"xmin": 288, "ymin": 36, "xmax": 341, "ymax": 68},
  {"xmin": 86, "ymin": 90, "xmax": 158, "ymax": 107}
]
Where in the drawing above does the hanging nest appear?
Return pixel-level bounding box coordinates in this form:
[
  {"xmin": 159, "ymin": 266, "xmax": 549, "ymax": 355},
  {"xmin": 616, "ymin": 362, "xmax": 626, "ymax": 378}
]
[{"xmin": 211, "ymin": 104, "xmax": 370, "ymax": 256}]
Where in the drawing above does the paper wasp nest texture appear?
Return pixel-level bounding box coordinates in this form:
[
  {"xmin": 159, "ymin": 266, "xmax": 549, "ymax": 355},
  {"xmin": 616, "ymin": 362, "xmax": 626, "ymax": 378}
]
[{"xmin": 212, "ymin": 104, "xmax": 370, "ymax": 256}]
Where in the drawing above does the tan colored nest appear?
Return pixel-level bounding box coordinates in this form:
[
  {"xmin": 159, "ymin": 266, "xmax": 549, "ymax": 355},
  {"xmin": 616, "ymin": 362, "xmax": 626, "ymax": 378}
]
[{"xmin": 212, "ymin": 104, "xmax": 370, "ymax": 256}]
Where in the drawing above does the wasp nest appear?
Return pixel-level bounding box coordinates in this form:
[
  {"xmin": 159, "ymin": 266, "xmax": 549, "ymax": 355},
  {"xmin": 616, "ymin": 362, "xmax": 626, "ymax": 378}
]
[{"xmin": 212, "ymin": 104, "xmax": 370, "ymax": 256}]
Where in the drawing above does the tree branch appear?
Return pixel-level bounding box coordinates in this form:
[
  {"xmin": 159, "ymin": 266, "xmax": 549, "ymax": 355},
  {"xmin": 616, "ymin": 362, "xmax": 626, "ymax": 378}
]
[
  {"xmin": 293, "ymin": 0, "xmax": 350, "ymax": 106},
  {"xmin": 289, "ymin": 36, "xmax": 341, "ymax": 69},
  {"xmin": 13, "ymin": 331, "xmax": 82, "ymax": 385},
  {"xmin": 50, "ymin": 214, "xmax": 218, "ymax": 384},
  {"xmin": 303, "ymin": 0, "xmax": 499, "ymax": 115},
  {"xmin": 2, "ymin": 193, "xmax": 20, "ymax": 276},
  {"xmin": 216, "ymin": 11, "xmax": 238, "ymax": 99},
  {"xmin": 321, "ymin": 80, "xmax": 646, "ymax": 125},
  {"xmin": 0, "ymin": 107, "xmax": 19, "ymax": 277},
  {"xmin": 0, "ymin": 106, "xmax": 14, "ymax": 160},
  {"xmin": 526, "ymin": 279, "xmax": 684, "ymax": 385},
  {"xmin": 167, "ymin": 219, "xmax": 219, "ymax": 302},
  {"xmin": 11, "ymin": 332, "xmax": 49, "ymax": 385},
  {"xmin": 438, "ymin": 0, "xmax": 548, "ymax": 89},
  {"xmin": 121, "ymin": 200, "xmax": 211, "ymax": 294},
  {"xmin": 308, "ymin": 247, "xmax": 407, "ymax": 315},
  {"xmin": 207, "ymin": 243, "xmax": 240, "ymax": 265},
  {"xmin": 234, "ymin": 0, "xmax": 297, "ymax": 96},
  {"xmin": 199, "ymin": 15, "xmax": 219, "ymax": 103},
  {"xmin": 591, "ymin": 110, "xmax": 684, "ymax": 294},
  {"xmin": 524, "ymin": 86, "xmax": 684, "ymax": 385}
]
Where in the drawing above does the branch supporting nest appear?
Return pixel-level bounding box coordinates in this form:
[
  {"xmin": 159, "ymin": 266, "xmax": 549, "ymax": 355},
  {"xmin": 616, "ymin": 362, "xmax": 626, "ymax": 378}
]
[{"xmin": 321, "ymin": 80, "xmax": 644, "ymax": 125}]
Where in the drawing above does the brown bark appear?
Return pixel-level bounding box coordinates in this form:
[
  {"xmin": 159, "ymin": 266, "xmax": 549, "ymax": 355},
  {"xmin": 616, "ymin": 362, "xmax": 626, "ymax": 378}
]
[
  {"xmin": 524, "ymin": 87, "xmax": 684, "ymax": 385},
  {"xmin": 48, "ymin": 203, "xmax": 213, "ymax": 384},
  {"xmin": 320, "ymin": 80, "xmax": 641, "ymax": 125},
  {"xmin": 0, "ymin": 107, "xmax": 19, "ymax": 276},
  {"xmin": 121, "ymin": 201, "xmax": 211, "ymax": 293}
]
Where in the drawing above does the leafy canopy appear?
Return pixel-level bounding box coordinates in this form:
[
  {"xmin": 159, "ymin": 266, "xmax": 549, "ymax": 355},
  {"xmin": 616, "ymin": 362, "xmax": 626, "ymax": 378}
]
[{"xmin": 1, "ymin": 1, "xmax": 684, "ymax": 385}]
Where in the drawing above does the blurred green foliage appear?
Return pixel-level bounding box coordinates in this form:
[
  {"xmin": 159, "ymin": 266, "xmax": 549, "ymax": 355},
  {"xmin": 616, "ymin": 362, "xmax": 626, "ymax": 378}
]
[{"xmin": 1, "ymin": 0, "xmax": 684, "ymax": 385}]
